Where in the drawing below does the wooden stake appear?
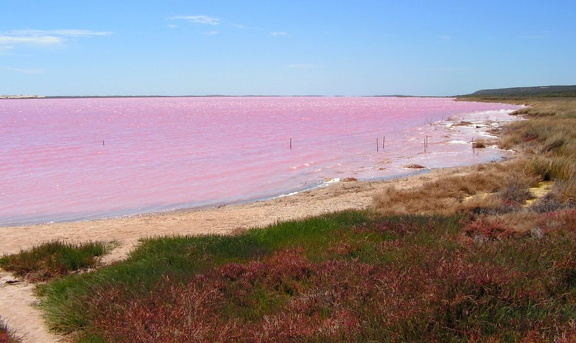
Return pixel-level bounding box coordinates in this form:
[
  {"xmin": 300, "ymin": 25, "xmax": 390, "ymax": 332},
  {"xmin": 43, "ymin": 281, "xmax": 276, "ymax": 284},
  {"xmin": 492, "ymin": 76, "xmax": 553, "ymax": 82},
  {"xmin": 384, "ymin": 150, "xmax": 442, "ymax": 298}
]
[{"xmin": 290, "ymin": 138, "xmax": 292, "ymax": 150}]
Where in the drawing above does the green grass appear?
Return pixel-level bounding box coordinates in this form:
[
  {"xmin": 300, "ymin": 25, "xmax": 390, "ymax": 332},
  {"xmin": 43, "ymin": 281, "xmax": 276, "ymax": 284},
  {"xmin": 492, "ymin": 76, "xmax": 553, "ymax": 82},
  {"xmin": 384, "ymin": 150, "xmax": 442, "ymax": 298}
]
[
  {"xmin": 0, "ymin": 241, "xmax": 109, "ymax": 282},
  {"xmin": 36, "ymin": 210, "xmax": 576, "ymax": 342}
]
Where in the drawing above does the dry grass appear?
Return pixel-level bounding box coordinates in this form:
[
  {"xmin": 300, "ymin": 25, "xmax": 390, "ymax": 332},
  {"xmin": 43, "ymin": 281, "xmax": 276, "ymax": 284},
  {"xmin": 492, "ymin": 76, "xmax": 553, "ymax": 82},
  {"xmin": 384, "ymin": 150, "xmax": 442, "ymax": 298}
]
[
  {"xmin": 477, "ymin": 209, "xmax": 576, "ymax": 235},
  {"xmin": 403, "ymin": 164, "xmax": 426, "ymax": 169},
  {"xmin": 373, "ymin": 160, "xmax": 538, "ymax": 216},
  {"xmin": 374, "ymin": 96, "xmax": 576, "ymax": 230},
  {"xmin": 472, "ymin": 140, "xmax": 487, "ymax": 149},
  {"xmin": 528, "ymin": 179, "xmax": 576, "ymax": 212},
  {"xmin": 509, "ymin": 98, "xmax": 576, "ymax": 117},
  {"xmin": 500, "ymin": 118, "xmax": 576, "ymax": 156}
]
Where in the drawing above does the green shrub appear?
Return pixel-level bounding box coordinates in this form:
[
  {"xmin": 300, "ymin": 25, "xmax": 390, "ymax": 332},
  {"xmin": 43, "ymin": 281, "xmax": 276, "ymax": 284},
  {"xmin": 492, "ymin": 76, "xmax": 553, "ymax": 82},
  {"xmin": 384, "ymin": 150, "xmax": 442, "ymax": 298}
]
[
  {"xmin": 36, "ymin": 211, "xmax": 576, "ymax": 342},
  {"xmin": 0, "ymin": 241, "xmax": 108, "ymax": 282}
]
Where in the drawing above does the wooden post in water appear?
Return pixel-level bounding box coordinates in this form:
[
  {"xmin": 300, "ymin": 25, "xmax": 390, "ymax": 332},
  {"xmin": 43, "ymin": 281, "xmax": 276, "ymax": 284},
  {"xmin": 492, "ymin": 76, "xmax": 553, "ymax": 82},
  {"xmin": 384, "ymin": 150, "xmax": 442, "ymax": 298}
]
[
  {"xmin": 376, "ymin": 138, "xmax": 379, "ymax": 152},
  {"xmin": 290, "ymin": 138, "xmax": 292, "ymax": 150},
  {"xmin": 103, "ymin": 140, "xmax": 105, "ymax": 146},
  {"xmin": 382, "ymin": 136, "xmax": 385, "ymax": 150}
]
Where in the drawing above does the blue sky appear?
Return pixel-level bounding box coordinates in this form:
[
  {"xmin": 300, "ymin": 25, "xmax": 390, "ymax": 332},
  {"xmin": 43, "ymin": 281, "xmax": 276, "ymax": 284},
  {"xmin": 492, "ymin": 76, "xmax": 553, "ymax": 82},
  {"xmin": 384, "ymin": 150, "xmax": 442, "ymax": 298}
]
[{"xmin": 1, "ymin": 0, "xmax": 574, "ymax": 96}]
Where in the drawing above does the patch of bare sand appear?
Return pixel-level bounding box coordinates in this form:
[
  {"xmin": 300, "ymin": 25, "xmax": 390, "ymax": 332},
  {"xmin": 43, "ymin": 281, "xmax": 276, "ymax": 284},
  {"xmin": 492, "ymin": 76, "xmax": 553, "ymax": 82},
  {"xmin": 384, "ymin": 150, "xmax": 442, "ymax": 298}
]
[
  {"xmin": 1, "ymin": 272, "xmax": 61, "ymax": 343},
  {"xmin": 0, "ymin": 166, "xmax": 474, "ymax": 342}
]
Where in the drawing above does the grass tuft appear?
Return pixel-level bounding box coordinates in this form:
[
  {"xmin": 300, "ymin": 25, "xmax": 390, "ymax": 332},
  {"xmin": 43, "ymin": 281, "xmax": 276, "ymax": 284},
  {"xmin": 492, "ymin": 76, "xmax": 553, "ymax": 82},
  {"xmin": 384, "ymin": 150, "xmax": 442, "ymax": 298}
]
[
  {"xmin": 472, "ymin": 139, "xmax": 487, "ymax": 149},
  {"xmin": 0, "ymin": 318, "xmax": 20, "ymax": 343},
  {"xmin": 373, "ymin": 160, "xmax": 537, "ymax": 216},
  {"xmin": 0, "ymin": 241, "xmax": 109, "ymax": 282}
]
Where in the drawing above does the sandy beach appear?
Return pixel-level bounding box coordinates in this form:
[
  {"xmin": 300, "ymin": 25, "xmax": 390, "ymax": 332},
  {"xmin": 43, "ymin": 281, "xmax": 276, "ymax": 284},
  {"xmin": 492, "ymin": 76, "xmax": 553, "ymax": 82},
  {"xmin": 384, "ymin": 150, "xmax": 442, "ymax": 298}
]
[{"xmin": 0, "ymin": 168, "xmax": 452, "ymax": 263}]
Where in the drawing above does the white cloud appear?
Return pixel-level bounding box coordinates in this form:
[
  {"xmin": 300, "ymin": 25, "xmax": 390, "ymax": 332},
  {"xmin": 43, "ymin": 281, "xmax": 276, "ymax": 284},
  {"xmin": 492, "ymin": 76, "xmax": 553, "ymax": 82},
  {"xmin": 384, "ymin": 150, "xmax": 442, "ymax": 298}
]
[
  {"xmin": 270, "ymin": 31, "xmax": 289, "ymax": 37},
  {"xmin": 7, "ymin": 29, "xmax": 112, "ymax": 37},
  {"xmin": 0, "ymin": 35, "xmax": 61, "ymax": 45},
  {"xmin": 0, "ymin": 29, "xmax": 112, "ymax": 47},
  {"xmin": 204, "ymin": 31, "xmax": 219, "ymax": 36},
  {"xmin": 172, "ymin": 15, "xmax": 220, "ymax": 25}
]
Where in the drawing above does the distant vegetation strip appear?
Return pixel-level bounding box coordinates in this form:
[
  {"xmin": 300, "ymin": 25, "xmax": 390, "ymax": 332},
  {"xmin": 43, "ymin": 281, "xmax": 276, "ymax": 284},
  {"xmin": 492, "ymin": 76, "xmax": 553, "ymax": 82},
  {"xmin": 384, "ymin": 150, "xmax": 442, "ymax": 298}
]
[{"xmin": 461, "ymin": 85, "xmax": 576, "ymax": 98}]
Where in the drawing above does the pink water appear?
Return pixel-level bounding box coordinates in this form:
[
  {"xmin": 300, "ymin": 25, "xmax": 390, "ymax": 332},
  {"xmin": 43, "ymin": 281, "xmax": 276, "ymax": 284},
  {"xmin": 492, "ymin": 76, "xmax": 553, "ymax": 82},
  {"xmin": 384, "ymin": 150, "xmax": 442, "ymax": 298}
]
[{"xmin": 0, "ymin": 97, "xmax": 520, "ymax": 226}]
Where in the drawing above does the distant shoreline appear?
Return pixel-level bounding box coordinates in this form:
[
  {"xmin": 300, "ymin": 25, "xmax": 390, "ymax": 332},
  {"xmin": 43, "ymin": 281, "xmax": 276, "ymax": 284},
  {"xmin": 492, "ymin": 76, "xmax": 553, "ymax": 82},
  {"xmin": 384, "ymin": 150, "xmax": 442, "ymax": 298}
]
[
  {"xmin": 0, "ymin": 94, "xmax": 449, "ymax": 100},
  {"xmin": 3, "ymin": 84, "xmax": 574, "ymax": 100}
]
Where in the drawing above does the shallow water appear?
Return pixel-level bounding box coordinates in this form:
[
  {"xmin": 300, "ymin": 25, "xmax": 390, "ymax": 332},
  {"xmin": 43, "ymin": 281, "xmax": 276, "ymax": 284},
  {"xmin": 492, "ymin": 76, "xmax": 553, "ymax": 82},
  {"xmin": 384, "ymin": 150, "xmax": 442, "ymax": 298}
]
[{"xmin": 0, "ymin": 97, "xmax": 519, "ymax": 226}]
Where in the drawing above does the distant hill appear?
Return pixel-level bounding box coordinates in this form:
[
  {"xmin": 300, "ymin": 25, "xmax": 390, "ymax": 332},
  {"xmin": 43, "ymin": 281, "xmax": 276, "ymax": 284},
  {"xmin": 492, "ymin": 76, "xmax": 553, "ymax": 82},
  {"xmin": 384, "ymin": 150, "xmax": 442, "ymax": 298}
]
[{"xmin": 461, "ymin": 85, "xmax": 576, "ymax": 98}]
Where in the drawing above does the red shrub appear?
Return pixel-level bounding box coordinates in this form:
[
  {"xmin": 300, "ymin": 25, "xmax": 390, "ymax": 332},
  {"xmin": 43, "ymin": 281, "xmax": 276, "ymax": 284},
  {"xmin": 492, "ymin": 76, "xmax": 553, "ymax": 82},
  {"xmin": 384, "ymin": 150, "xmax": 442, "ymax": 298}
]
[
  {"xmin": 463, "ymin": 218, "xmax": 520, "ymax": 241},
  {"xmin": 88, "ymin": 277, "xmax": 235, "ymax": 342},
  {"xmin": 0, "ymin": 331, "xmax": 12, "ymax": 343}
]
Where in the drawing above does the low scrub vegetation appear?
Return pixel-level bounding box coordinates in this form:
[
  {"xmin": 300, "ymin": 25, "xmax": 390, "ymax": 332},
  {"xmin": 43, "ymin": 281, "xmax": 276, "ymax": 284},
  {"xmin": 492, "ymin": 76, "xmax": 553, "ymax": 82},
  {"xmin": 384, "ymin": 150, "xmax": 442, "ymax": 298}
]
[
  {"xmin": 471, "ymin": 139, "xmax": 486, "ymax": 149},
  {"xmin": 35, "ymin": 210, "xmax": 576, "ymax": 342},
  {"xmin": 0, "ymin": 318, "xmax": 20, "ymax": 343},
  {"xmin": 375, "ymin": 97, "xmax": 575, "ymax": 223},
  {"xmin": 500, "ymin": 100, "xmax": 575, "ymax": 212},
  {"xmin": 374, "ymin": 160, "xmax": 539, "ymax": 216},
  {"xmin": 0, "ymin": 241, "xmax": 109, "ymax": 282}
]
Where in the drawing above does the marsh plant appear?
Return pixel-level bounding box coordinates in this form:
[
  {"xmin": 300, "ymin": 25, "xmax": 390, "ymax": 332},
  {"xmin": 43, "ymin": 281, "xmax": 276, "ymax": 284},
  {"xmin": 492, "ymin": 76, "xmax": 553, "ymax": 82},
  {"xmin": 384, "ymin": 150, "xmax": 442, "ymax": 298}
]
[
  {"xmin": 0, "ymin": 318, "xmax": 20, "ymax": 343},
  {"xmin": 0, "ymin": 241, "xmax": 109, "ymax": 282},
  {"xmin": 32, "ymin": 210, "xmax": 576, "ymax": 342}
]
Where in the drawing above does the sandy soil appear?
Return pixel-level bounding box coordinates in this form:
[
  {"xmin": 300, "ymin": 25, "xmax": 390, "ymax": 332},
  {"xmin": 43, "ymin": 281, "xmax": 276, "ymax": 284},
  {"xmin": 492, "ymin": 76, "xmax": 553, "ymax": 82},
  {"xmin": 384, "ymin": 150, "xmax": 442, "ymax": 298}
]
[{"xmin": 0, "ymin": 166, "xmax": 472, "ymax": 342}]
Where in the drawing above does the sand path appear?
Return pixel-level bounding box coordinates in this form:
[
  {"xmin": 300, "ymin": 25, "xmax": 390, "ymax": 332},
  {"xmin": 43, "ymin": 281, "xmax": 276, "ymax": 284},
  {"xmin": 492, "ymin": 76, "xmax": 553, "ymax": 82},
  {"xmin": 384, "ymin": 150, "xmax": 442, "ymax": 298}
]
[{"xmin": 0, "ymin": 168, "xmax": 455, "ymax": 342}]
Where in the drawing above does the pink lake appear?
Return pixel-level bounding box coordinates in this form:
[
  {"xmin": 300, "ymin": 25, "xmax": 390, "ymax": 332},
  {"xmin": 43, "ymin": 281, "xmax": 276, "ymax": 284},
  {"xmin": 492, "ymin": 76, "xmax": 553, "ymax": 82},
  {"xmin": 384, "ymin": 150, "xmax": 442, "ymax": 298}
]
[{"xmin": 0, "ymin": 97, "xmax": 520, "ymax": 226}]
